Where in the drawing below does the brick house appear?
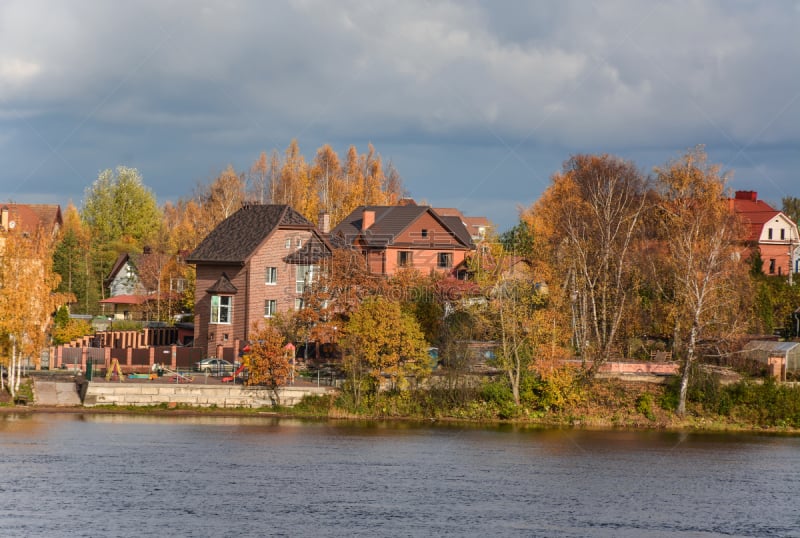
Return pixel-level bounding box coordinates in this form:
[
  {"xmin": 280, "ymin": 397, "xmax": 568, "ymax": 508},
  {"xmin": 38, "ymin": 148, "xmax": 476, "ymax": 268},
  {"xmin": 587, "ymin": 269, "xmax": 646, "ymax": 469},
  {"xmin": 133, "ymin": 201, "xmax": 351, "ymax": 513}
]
[
  {"xmin": 186, "ymin": 204, "xmax": 331, "ymax": 356},
  {"xmin": 730, "ymin": 191, "xmax": 799, "ymax": 276},
  {"xmin": 0, "ymin": 204, "xmax": 62, "ymax": 251},
  {"xmin": 330, "ymin": 204, "xmax": 474, "ymax": 276}
]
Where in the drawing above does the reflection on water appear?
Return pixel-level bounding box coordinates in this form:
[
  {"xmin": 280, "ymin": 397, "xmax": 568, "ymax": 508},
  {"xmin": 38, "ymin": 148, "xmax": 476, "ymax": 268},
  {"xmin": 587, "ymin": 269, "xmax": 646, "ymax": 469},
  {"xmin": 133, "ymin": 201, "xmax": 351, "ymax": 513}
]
[{"xmin": 1, "ymin": 413, "xmax": 799, "ymax": 537}]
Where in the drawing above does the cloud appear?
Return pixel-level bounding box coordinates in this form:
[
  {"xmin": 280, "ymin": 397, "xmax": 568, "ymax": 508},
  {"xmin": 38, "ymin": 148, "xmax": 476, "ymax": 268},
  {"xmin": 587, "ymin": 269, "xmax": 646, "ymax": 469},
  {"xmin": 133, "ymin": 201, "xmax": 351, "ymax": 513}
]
[{"xmin": 1, "ymin": 0, "xmax": 798, "ymax": 230}]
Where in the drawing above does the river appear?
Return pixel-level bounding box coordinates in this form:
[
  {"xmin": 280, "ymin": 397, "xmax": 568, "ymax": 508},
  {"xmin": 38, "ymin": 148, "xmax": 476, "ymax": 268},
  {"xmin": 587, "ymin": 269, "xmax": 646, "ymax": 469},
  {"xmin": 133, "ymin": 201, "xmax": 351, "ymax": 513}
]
[{"xmin": 1, "ymin": 413, "xmax": 798, "ymax": 537}]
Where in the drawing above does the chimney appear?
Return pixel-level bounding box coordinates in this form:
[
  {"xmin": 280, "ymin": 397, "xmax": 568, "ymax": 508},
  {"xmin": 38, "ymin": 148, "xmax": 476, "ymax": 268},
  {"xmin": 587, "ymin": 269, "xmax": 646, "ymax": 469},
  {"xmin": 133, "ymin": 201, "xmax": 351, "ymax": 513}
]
[
  {"xmin": 318, "ymin": 211, "xmax": 330, "ymax": 234},
  {"xmin": 735, "ymin": 191, "xmax": 758, "ymax": 202},
  {"xmin": 362, "ymin": 209, "xmax": 375, "ymax": 231}
]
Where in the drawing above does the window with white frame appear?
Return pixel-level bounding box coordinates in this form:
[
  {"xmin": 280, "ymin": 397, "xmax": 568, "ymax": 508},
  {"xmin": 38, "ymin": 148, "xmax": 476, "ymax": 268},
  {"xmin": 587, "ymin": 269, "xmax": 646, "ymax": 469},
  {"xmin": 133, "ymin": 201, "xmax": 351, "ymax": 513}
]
[
  {"xmin": 296, "ymin": 265, "xmax": 318, "ymax": 293},
  {"xmin": 210, "ymin": 295, "xmax": 232, "ymax": 324},
  {"xmin": 264, "ymin": 299, "xmax": 277, "ymax": 317},
  {"xmin": 285, "ymin": 238, "xmax": 291, "ymax": 249},
  {"xmin": 265, "ymin": 267, "xmax": 277, "ymax": 285},
  {"xmin": 295, "ymin": 298, "xmax": 304, "ymax": 310}
]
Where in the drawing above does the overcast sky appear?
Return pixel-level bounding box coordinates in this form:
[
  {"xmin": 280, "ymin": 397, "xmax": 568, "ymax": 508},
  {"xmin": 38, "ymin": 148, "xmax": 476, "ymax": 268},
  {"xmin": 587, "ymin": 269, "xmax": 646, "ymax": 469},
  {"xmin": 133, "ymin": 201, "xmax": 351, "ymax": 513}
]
[{"xmin": 2, "ymin": 0, "xmax": 799, "ymax": 230}]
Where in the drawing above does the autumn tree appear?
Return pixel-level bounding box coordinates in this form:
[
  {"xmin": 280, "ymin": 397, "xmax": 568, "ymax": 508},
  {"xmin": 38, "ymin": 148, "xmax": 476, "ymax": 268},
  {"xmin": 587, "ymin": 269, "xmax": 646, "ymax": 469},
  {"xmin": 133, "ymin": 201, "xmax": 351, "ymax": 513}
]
[
  {"xmin": 526, "ymin": 154, "xmax": 648, "ymax": 374},
  {"xmin": 782, "ymin": 196, "xmax": 800, "ymax": 229},
  {"xmin": 199, "ymin": 164, "xmax": 245, "ymax": 225},
  {"xmin": 341, "ymin": 296, "xmax": 429, "ymax": 408},
  {"xmin": 654, "ymin": 147, "xmax": 748, "ymax": 415},
  {"xmin": 1, "ymin": 227, "xmax": 70, "ymax": 395},
  {"xmin": 244, "ymin": 322, "xmax": 291, "ymax": 406}
]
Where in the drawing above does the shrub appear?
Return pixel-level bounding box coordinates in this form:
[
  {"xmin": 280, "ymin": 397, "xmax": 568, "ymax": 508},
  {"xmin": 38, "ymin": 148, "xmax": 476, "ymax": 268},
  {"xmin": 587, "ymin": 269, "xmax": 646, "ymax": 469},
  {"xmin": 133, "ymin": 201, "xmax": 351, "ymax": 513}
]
[{"xmin": 635, "ymin": 393, "xmax": 656, "ymax": 421}]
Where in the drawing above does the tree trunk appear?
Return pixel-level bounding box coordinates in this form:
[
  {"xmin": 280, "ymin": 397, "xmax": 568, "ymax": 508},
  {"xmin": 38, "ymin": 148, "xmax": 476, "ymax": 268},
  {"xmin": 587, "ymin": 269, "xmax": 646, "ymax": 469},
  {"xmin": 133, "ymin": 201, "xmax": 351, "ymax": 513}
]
[
  {"xmin": 677, "ymin": 323, "xmax": 698, "ymax": 416},
  {"xmin": 8, "ymin": 342, "xmax": 17, "ymax": 398}
]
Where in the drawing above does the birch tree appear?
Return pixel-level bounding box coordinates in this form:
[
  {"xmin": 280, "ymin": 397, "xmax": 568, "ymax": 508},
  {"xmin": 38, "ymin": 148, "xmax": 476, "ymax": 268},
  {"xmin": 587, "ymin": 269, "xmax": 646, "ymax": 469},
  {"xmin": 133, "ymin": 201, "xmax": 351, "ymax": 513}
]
[
  {"xmin": 654, "ymin": 147, "xmax": 747, "ymax": 415},
  {"xmin": 1, "ymin": 227, "xmax": 68, "ymax": 395},
  {"xmin": 529, "ymin": 154, "xmax": 648, "ymax": 374}
]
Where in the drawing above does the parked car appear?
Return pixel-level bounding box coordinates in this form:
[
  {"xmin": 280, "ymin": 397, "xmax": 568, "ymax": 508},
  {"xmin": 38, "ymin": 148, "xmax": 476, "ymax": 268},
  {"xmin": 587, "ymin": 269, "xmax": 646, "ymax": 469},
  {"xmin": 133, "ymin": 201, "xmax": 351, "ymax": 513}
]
[{"xmin": 194, "ymin": 358, "xmax": 234, "ymax": 374}]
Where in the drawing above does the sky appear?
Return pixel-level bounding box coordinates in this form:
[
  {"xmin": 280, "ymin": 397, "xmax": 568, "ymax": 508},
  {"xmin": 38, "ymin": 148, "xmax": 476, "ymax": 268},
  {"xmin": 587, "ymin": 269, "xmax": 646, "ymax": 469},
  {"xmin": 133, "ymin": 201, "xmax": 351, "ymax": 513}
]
[{"xmin": 1, "ymin": 1, "xmax": 799, "ymax": 231}]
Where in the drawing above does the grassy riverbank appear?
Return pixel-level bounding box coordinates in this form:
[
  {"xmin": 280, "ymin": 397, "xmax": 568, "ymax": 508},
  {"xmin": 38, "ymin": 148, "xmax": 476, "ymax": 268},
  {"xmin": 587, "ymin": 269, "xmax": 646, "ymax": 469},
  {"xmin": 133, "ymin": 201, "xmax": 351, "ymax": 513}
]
[
  {"xmin": 286, "ymin": 375, "xmax": 800, "ymax": 433},
  {"xmin": 4, "ymin": 374, "xmax": 800, "ymax": 434}
]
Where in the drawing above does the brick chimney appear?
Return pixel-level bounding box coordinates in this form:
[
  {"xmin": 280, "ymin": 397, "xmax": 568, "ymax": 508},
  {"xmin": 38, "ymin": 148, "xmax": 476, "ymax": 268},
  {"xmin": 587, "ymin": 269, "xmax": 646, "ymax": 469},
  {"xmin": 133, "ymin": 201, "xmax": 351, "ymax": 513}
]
[
  {"xmin": 362, "ymin": 209, "xmax": 375, "ymax": 231},
  {"xmin": 318, "ymin": 211, "xmax": 330, "ymax": 234},
  {"xmin": 735, "ymin": 190, "xmax": 758, "ymax": 202}
]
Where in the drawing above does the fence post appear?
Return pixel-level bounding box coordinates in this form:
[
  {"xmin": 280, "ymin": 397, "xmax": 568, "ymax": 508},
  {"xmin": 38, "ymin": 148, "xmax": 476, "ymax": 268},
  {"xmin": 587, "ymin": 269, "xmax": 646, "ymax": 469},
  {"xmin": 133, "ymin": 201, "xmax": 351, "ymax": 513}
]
[
  {"xmin": 171, "ymin": 345, "xmax": 177, "ymax": 369},
  {"xmin": 81, "ymin": 347, "xmax": 88, "ymax": 372},
  {"xmin": 126, "ymin": 347, "xmax": 133, "ymax": 368}
]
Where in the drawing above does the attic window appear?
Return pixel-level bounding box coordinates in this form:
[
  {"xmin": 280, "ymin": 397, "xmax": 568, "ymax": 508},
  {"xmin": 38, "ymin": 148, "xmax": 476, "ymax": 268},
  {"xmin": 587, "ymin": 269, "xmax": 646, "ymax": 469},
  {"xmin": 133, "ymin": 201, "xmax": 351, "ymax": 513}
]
[
  {"xmin": 781, "ymin": 229, "xmax": 785, "ymax": 240},
  {"xmin": 421, "ymin": 229, "xmax": 429, "ymax": 238},
  {"xmin": 768, "ymin": 228, "xmax": 773, "ymax": 240}
]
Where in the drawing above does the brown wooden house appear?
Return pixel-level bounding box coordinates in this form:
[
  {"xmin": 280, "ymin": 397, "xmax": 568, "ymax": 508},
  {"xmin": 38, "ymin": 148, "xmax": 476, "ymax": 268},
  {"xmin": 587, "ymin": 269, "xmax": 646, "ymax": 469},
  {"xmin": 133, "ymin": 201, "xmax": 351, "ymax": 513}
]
[
  {"xmin": 186, "ymin": 204, "xmax": 331, "ymax": 356},
  {"xmin": 331, "ymin": 205, "xmax": 474, "ymax": 276}
]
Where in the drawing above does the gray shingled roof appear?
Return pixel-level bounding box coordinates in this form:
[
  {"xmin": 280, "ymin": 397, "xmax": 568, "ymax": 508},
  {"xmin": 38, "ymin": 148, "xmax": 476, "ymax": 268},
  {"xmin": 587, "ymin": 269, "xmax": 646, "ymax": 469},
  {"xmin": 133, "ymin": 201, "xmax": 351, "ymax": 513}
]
[
  {"xmin": 187, "ymin": 204, "xmax": 315, "ymax": 264},
  {"xmin": 283, "ymin": 236, "xmax": 332, "ymax": 264},
  {"xmin": 331, "ymin": 205, "xmax": 473, "ymax": 249}
]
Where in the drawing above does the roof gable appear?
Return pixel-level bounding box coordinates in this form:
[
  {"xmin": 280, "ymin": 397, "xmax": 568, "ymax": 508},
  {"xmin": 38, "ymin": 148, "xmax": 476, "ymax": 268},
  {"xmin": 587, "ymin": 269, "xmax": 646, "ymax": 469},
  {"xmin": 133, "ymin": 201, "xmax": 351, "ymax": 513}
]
[
  {"xmin": 206, "ymin": 272, "xmax": 238, "ymax": 294},
  {"xmin": 187, "ymin": 204, "xmax": 315, "ymax": 264}
]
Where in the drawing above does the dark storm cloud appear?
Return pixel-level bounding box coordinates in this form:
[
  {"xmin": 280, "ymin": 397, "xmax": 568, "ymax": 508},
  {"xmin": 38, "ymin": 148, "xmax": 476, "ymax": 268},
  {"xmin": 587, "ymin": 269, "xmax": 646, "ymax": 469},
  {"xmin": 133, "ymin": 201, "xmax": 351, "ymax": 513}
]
[{"xmin": 1, "ymin": 0, "xmax": 798, "ymax": 228}]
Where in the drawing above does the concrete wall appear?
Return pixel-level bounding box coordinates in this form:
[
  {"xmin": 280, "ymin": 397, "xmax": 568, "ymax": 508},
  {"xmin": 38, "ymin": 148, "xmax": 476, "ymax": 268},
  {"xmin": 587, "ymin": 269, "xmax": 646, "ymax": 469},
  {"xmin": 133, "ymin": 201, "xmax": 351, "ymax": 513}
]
[{"xmin": 82, "ymin": 382, "xmax": 336, "ymax": 408}]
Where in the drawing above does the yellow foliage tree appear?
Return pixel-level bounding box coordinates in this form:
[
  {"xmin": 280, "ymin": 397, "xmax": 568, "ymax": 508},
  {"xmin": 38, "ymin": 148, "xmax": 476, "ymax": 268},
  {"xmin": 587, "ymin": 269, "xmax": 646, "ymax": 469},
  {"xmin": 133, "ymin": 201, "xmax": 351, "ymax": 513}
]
[
  {"xmin": 1, "ymin": 227, "xmax": 70, "ymax": 395},
  {"xmin": 654, "ymin": 147, "xmax": 748, "ymax": 414}
]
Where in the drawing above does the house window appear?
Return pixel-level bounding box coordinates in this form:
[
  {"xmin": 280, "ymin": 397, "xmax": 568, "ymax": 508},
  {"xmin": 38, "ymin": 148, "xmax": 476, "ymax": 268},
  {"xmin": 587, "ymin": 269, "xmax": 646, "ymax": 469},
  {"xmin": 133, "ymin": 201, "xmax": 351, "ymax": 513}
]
[
  {"xmin": 295, "ymin": 298, "xmax": 304, "ymax": 310},
  {"xmin": 398, "ymin": 251, "xmax": 413, "ymax": 267},
  {"xmin": 781, "ymin": 228, "xmax": 785, "ymax": 240},
  {"xmin": 210, "ymin": 295, "xmax": 232, "ymax": 324},
  {"xmin": 285, "ymin": 238, "xmax": 291, "ymax": 249},
  {"xmin": 421, "ymin": 229, "xmax": 429, "ymax": 238},
  {"xmin": 296, "ymin": 238, "xmax": 303, "ymax": 248},
  {"xmin": 768, "ymin": 228, "xmax": 773, "ymax": 240},
  {"xmin": 437, "ymin": 252, "xmax": 453, "ymax": 268},
  {"xmin": 265, "ymin": 267, "xmax": 277, "ymax": 285},
  {"xmin": 264, "ymin": 299, "xmax": 277, "ymax": 318},
  {"xmin": 296, "ymin": 265, "xmax": 318, "ymax": 294},
  {"xmin": 170, "ymin": 278, "xmax": 186, "ymax": 293},
  {"xmin": 769, "ymin": 259, "xmax": 776, "ymax": 274}
]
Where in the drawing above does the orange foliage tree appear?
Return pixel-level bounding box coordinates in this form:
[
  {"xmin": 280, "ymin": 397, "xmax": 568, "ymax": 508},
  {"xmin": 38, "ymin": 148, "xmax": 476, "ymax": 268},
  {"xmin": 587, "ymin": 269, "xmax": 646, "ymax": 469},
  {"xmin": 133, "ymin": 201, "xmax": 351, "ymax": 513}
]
[{"xmin": 244, "ymin": 322, "xmax": 291, "ymax": 406}]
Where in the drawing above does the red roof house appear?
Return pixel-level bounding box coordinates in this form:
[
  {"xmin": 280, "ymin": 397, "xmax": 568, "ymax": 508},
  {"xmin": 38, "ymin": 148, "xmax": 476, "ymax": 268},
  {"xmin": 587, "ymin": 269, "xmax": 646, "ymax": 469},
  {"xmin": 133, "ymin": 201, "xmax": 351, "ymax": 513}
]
[{"xmin": 730, "ymin": 191, "xmax": 799, "ymax": 275}]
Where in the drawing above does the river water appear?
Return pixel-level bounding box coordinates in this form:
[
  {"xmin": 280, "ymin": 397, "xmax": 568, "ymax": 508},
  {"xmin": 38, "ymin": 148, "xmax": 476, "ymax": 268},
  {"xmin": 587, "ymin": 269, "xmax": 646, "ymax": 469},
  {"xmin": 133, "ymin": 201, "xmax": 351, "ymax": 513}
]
[{"xmin": 1, "ymin": 413, "xmax": 798, "ymax": 537}]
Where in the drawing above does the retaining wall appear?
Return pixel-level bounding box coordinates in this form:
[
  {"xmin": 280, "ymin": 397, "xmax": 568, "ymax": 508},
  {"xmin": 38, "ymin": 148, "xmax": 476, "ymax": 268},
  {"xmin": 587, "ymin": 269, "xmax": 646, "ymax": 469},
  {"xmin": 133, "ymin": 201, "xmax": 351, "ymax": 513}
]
[{"xmin": 82, "ymin": 382, "xmax": 336, "ymax": 408}]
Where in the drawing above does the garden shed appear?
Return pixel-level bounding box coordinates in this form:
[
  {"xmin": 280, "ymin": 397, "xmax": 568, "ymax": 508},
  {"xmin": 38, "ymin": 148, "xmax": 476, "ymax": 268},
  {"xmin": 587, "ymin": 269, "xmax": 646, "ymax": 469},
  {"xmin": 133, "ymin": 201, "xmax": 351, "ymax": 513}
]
[{"xmin": 741, "ymin": 341, "xmax": 800, "ymax": 380}]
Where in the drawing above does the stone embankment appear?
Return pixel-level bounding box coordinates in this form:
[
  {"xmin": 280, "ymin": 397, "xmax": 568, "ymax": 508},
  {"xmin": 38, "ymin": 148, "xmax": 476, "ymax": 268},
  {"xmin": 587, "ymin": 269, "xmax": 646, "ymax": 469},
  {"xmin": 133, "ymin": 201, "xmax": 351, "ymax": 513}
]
[{"xmin": 82, "ymin": 380, "xmax": 335, "ymax": 408}]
